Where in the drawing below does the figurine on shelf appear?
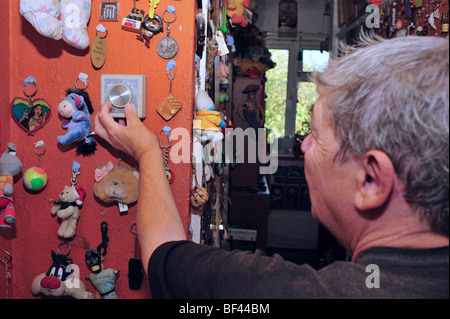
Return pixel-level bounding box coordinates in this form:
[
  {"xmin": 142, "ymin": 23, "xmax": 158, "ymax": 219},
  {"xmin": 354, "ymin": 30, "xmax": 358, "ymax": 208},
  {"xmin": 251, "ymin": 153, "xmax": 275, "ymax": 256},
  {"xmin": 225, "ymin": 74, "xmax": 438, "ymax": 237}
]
[
  {"xmin": 238, "ymin": 84, "xmax": 265, "ymax": 131},
  {"xmin": 224, "ymin": 0, "xmax": 250, "ymax": 27},
  {"xmin": 193, "ymin": 90, "xmax": 226, "ymax": 143}
]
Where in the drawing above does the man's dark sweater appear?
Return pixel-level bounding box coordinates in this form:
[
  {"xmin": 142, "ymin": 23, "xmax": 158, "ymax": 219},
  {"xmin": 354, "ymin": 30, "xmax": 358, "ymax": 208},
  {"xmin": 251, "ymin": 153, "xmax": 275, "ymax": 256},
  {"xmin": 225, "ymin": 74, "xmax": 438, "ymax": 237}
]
[{"xmin": 148, "ymin": 241, "xmax": 449, "ymax": 299}]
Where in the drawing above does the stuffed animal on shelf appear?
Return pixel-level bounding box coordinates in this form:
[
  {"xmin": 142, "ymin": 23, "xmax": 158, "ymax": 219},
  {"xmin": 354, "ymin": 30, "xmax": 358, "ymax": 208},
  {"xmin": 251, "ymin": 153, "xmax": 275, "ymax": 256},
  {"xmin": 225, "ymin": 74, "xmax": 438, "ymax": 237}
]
[
  {"xmin": 51, "ymin": 185, "xmax": 86, "ymax": 238},
  {"xmin": 193, "ymin": 90, "xmax": 226, "ymax": 143},
  {"xmin": 31, "ymin": 250, "xmax": 94, "ymax": 299},
  {"xmin": 93, "ymin": 161, "xmax": 139, "ymax": 206},
  {"xmin": 0, "ymin": 143, "xmax": 22, "ymax": 229},
  {"xmin": 57, "ymin": 88, "xmax": 96, "ymax": 156},
  {"xmin": 223, "ymin": 0, "xmax": 250, "ymax": 27},
  {"xmin": 20, "ymin": 0, "xmax": 92, "ymax": 50}
]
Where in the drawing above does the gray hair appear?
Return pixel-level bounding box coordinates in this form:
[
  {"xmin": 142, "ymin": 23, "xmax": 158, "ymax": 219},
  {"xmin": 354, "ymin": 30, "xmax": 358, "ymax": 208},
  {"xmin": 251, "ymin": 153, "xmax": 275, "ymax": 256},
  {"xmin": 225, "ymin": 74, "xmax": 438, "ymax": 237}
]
[{"xmin": 312, "ymin": 34, "xmax": 449, "ymax": 235}]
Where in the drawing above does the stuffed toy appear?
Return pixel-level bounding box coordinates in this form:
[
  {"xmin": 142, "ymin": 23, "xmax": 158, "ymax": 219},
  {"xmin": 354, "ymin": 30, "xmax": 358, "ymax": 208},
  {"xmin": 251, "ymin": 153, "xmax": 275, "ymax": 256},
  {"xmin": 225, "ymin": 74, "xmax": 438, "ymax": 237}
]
[
  {"xmin": 223, "ymin": 0, "xmax": 250, "ymax": 27},
  {"xmin": 85, "ymin": 248, "xmax": 120, "ymax": 299},
  {"xmin": 57, "ymin": 88, "xmax": 96, "ymax": 156},
  {"xmin": 0, "ymin": 143, "xmax": 22, "ymax": 230},
  {"xmin": 51, "ymin": 185, "xmax": 86, "ymax": 238},
  {"xmin": 193, "ymin": 90, "xmax": 226, "ymax": 143},
  {"xmin": 31, "ymin": 249, "xmax": 94, "ymax": 299},
  {"xmin": 93, "ymin": 161, "xmax": 139, "ymax": 206},
  {"xmin": 20, "ymin": 0, "xmax": 92, "ymax": 50}
]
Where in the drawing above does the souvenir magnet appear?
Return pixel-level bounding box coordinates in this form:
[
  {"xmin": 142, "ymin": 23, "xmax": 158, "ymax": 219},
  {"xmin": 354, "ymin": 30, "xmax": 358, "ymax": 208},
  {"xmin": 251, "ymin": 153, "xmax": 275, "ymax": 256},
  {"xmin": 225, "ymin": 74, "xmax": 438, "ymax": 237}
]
[
  {"xmin": 100, "ymin": 1, "xmax": 119, "ymax": 21},
  {"xmin": 10, "ymin": 76, "xmax": 52, "ymax": 135}
]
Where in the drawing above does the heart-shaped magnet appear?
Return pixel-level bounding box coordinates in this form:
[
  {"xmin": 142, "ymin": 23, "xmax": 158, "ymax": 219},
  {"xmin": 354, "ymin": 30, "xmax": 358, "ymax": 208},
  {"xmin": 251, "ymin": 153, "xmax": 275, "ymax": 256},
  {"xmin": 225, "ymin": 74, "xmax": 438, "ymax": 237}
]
[{"xmin": 10, "ymin": 97, "xmax": 52, "ymax": 135}]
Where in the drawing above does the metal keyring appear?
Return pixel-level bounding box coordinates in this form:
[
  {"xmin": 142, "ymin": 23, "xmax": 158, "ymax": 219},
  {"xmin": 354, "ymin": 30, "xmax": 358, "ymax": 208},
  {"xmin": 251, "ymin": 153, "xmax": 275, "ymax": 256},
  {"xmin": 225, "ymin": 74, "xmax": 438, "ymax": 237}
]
[
  {"xmin": 57, "ymin": 242, "xmax": 71, "ymax": 257},
  {"xmin": 162, "ymin": 9, "xmax": 177, "ymax": 24},
  {"xmin": 96, "ymin": 29, "xmax": 108, "ymax": 39},
  {"xmin": 23, "ymin": 82, "xmax": 38, "ymax": 101},
  {"xmin": 130, "ymin": 222, "xmax": 137, "ymax": 235},
  {"xmin": 0, "ymin": 251, "xmax": 12, "ymax": 264},
  {"xmin": 75, "ymin": 77, "xmax": 89, "ymax": 90},
  {"xmin": 34, "ymin": 143, "xmax": 46, "ymax": 156}
]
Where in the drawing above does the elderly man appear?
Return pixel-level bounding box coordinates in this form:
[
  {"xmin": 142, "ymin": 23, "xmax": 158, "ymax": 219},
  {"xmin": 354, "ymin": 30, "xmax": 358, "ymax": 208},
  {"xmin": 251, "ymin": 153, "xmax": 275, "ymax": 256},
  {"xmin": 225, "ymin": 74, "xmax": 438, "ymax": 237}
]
[{"xmin": 94, "ymin": 35, "xmax": 449, "ymax": 299}]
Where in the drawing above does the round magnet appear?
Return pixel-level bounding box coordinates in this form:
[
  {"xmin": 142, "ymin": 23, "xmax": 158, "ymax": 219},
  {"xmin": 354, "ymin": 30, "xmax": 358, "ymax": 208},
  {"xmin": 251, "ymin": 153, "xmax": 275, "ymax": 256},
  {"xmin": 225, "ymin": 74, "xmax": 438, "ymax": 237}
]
[{"xmin": 109, "ymin": 83, "xmax": 133, "ymax": 108}]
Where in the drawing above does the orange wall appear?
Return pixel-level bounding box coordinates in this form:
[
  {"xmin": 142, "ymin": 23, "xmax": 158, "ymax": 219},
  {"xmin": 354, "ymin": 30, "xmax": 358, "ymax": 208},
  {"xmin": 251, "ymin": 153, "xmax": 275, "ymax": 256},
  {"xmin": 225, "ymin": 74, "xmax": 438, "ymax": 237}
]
[{"xmin": 1, "ymin": 0, "xmax": 195, "ymax": 299}]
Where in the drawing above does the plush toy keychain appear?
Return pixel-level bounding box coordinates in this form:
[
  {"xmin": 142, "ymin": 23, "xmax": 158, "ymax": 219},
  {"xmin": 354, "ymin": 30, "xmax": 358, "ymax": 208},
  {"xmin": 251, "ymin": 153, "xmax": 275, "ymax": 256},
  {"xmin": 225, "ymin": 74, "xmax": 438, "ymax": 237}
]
[
  {"xmin": 51, "ymin": 161, "xmax": 86, "ymax": 239},
  {"xmin": 93, "ymin": 159, "xmax": 139, "ymax": 213},
  {"xmin": 57, "ymin": 73, "xmax": 97, "ymax": 156},
  {"xmin": 0, "ymin": 143, "xmax": 23, "ymax": 230},
  {"xmin": 23, "ymin": 140, "xmax": 48, "ymax": 193},
  {"xmin": 85, "ymin": 221, "xmax": 120, "ymax": 299},
  {"xmin": 31, "ymin": 242, "xmax": 94, "ymax": 299}
]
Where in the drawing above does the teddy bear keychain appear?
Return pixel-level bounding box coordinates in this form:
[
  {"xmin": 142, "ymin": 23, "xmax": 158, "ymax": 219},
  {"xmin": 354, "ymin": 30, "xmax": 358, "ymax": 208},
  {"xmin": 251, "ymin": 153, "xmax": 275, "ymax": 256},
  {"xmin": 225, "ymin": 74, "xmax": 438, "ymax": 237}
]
[{"xmin": 51, "ymin": 161, "xmax": 86, "ymax": 239}]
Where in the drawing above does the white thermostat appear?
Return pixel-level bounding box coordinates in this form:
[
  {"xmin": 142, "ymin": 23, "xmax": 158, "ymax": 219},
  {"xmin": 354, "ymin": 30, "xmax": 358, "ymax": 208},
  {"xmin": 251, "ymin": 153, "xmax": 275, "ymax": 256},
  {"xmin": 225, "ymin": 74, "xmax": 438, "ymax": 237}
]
[{"xmin": 101, "ymin": 74, "xmax": 146, "ymax": 118}]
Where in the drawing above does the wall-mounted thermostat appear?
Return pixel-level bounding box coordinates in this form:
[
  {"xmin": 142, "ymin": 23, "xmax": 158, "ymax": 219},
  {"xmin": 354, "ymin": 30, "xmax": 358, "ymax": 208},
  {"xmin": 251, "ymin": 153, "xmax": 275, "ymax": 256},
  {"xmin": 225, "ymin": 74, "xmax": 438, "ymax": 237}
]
[{"xmin": 101, "ymin": 74, "xmax": 146, "ymax": 118}]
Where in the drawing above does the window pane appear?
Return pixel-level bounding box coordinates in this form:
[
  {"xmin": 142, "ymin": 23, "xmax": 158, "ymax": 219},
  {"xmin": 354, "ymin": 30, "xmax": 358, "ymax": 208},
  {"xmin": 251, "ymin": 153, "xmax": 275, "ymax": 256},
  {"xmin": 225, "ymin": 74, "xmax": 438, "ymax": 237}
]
[
  {"xmin": 296, "ymin": 82, "xmax": 319, "ymax": 136},
  {"xmin": 265, "ymin": 49, "xmax": 289, "ymax": 140},
  {"xmin": 302, "ymin": 50, "xmax": 329, "ymax": 72}
]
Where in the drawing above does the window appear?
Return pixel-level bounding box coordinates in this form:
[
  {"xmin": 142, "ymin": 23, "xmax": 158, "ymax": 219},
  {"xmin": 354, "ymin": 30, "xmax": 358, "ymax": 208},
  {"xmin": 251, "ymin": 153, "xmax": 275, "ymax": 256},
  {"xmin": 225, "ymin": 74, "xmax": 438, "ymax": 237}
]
[
  {"xmin": 265, "ymin": 49, "xmax": 289, "ymax": 141},
  {"xmin": 265, "ymin": 46, "xmax": 328, "ymax": 144}
]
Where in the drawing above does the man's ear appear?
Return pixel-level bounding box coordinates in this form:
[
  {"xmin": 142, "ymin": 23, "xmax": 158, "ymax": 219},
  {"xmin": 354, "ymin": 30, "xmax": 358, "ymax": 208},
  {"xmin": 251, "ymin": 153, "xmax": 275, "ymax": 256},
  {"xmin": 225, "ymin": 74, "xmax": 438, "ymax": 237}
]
[{"xmin": 354, "ymin": 150, "xmax": 395, "ymax": 211}]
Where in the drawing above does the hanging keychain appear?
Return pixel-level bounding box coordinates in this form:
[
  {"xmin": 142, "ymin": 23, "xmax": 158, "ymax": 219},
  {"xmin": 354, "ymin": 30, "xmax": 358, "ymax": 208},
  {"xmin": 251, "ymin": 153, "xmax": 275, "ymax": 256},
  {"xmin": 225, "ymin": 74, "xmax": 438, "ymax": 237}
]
[
  {"xmin": 10, "ymin": 76, "xmax": 53, "ymax": 135},
  {"xmin": 128, "ymin": 222, "xmax": 143, "ymax": 290},
  {"xmin": 1, "ymin": 251, "xmax": 12, "ymax": 300},
  {"xmin": 157, "ymin": 60, "xmax": 183, "ymax": 121},
  {"xmin": 157, "ymin": 5, "xmax": 179, "ymax": 59},
  {"xmin": 57, "ymin": 73, "xmax": 97, "ymax": 156},
  {"xmin": 91, "ymin": 24, "xmax": 108, "ymax": 69},
  {"xmin": 159, "ymin": 126, "xmax": 174, "ymax": 184},
  {"xmin": 23, "ymin": 140, "xmax": 48, "ymax": 193},
  {"xmin": 51, "ymin": 161, "xmax": 86, "ymax": 239},
  {"xmin": 31, "ymin": 242, "xmax": 94, "ymax": 299},
  {"xmin": 85, "ymin": 221, "xmax": 120, "ymax": 299}
]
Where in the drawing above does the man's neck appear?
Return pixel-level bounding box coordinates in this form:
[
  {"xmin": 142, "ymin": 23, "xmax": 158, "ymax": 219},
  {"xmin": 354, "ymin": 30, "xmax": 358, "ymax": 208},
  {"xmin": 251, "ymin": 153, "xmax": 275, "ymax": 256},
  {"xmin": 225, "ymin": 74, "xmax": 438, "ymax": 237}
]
[{"xmin": 352, "ymin": 230, "xmax": 449, "ymax": 260}]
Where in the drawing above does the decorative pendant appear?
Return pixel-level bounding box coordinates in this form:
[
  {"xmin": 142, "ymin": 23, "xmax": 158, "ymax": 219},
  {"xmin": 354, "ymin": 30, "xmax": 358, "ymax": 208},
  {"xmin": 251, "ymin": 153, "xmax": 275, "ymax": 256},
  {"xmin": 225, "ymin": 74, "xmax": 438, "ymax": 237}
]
[
  {"xmin": 157, "ymin": 7, "xmax": 179, "ymax": 59},
  {"xmin": 157, "ymin": 60, "xmax": 182, "ymax": 121},
  {"xmin": 10, "ymin": 76, "xmax": 52, "ymax": 135}
]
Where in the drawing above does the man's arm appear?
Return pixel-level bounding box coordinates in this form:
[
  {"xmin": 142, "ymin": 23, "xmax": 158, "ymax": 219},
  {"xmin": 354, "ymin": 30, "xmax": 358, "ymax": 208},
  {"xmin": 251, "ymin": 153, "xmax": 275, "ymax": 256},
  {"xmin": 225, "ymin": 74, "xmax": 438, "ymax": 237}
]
[{"xmin": 94, "ymin": 102, "xmax": 186, "ymax": 272}]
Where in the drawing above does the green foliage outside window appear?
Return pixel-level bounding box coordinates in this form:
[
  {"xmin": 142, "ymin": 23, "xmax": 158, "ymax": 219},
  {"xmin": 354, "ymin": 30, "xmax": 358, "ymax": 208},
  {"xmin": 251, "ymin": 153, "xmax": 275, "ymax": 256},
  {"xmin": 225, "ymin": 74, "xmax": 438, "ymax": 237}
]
[{"xmin": 265, "ymin": 49, "xmax": 321, "ymax": 140}]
